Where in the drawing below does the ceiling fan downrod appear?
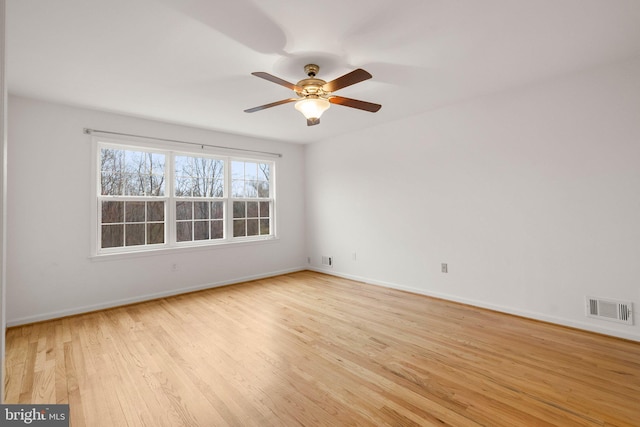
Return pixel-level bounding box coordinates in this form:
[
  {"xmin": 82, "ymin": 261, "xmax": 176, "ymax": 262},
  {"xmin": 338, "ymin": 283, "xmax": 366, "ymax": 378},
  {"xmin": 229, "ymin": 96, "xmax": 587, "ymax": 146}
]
[{"xmin": 304, "ymin": 64, "xmax": 320, "ymax": 77}]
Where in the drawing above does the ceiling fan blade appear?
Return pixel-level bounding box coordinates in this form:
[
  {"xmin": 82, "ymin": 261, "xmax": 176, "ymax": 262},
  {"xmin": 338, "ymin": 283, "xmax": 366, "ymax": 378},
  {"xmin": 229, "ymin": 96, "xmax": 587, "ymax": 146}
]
[
  {"xmin": 307, "ymin": 118, "xmax": 320, "ymax": 126},
  {"xmin": 322, "ymin": 69, "xmax": 372, "ymax": 92},
  {"xmin": 251, "ymin": 72, "xmax": 302, "ymax": 92},
  {"xmin": 329, "ymin": 96, "xmax": 381, "ymax": 112},
  {"xmin": 244, "ymin": 98, "xmax": 298, "ymax": 113}
]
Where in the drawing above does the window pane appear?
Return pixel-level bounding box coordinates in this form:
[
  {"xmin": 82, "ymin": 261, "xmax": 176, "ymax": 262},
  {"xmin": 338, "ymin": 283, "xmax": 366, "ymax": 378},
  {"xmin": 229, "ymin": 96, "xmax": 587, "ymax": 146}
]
[
  {"xmin": 232, "ymin": 180, "xmax": 244, "ymax": 197},
  {"xmin": 147, "ymin": 223, "xmax": 164, "ymax": 244},
  {"xmin": 194, "ymin": 221, "xmax": 209, "ymax": 240},
  {"xmin": 102, "ymin": 201, "xmax": 124, "ymax": 223},
  {"xmin": 174, "ymin": 175, "xmax": 192, "ymax": 197},
  {"xmin": 126, "ymin": 151, "xmax": 166, "ymax": 196},
  {"xmin": 211, "ymin": 220, "xmax": 223, "ymax": 239},
  {"xmin": 229, "ymin": 161, "xmax": 271, "ymax": 199},
  {"xmin": 174, "ymin": 155, "xmax": 191, "ymax": 174},
  {"xmin": 211, "ymin": 201, "xmax": 224, "ymax": 220},
  {"xmin": 194, "ymin": 202, "xmax": 209, "ymax": 220},
  {"xmin": 125, "ymin": 202, "xmax": 145, "ymax": 223},
  {"xmin": 192, "ymin": 179, "xmax": 205, "ymax": 197},
  {"xmin": 197, "ymin": 158, "xmax": 223, "ymax": 180},
  {"xmin": 175, "ymin": 155, "xmax": 224, "ymax": 198},
  {"xmin": 101, "ymin": 224, "xmax": 123, "ymax": 248},
  {"xmin": 233, "ymin": 201, "xmax": 245, "ymax": 218},
  {"xmin": 260, "ymin": 219, "xmax": 270, "ymax": 235},
  {"xmin": 100, "ymin": 148, "xmax": 125, "ymax": 195},
  {"xmin": 257, "ymin": 182, "xmax": 269, "ymax": 198},
  {"xmin": 182, "ymin": 177, "xmax": 199, "ymax": 197},
  {"xmin": 125, "ymin": 224, "xmax": 145, "ymax": 246},
  {"xmin": 125, "ymin": 150, "xmax": 144, "ymax": 172},
  {"xmin": 233, "ymin": 219, "xmax": 246, "ymax": 237},
  {"xmin": 259, "ymin": 202, "xmax": 270, "ymax": 218},
  {"xmin": 150, "ymin": 174, "xmax": 165, "ymax": 196},
  {"xmin": 150, "ymin": 153, "xmax": 165, "ymax": 174},
  {"xmin": 101, "ymin": 148, "xmax": 124, "ymax": 171},
  {"xmin": 123, "ymin": 172, "xmax": 142, "ymax": 196},
  {"xmin": 213, "ymin": 179, "xmax": 224, "ymax": 197},
  {"xmin": 244, "ymin": 162, "xmax": 258, "ymax": 180},
  {"xmin": 101, "ymin": 172, "xmax": 122, "ymax": 195},
  {"xmin": 176, "ymin": 222, "xmax": 192, "ymax": 242},
  {"xmin": 176, "ymin": 201, "xmax": 192, "ymax": 220},
  {"xmin": 101, "ymin": 148, "xmax": 165, "ymax": 197},
  {"xmin": 231, "ymin": 161, "xmax": 244, "ymax": 180},
  {"xmin": 195, "ymin": 177, "xmax": 209, "ymax": 197},
  {"xmin": 245, "ymin": 181, "xmax": 258, "ymax": 198},
  {"xmin": 247, "ymin": 219, "xmax": 259, "ymax": 236},
  {"xmin": 101, "ymin": 197, "xmax": 167, "ymax": 248},
  {"xmin": 147, "ymin": 202, "xmax": 164, "ymax": 222},
  {"xmin": 247, "ymin": 201, "xmax": 258, "ymax": 218},
  {"xmin": 258, "ymin": 163, "xmax": 270, "ymax": 181},
  {"xmin": 137, "ymin": 174, "xmax": 152, "ymax": 196}
]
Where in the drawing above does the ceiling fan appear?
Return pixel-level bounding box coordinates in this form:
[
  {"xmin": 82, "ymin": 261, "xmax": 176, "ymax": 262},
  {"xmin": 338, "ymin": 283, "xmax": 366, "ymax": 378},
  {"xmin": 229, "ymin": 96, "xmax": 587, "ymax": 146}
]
[{"xmin": 244, "ymin": 64, "xmax": 381, "ymax": 126}]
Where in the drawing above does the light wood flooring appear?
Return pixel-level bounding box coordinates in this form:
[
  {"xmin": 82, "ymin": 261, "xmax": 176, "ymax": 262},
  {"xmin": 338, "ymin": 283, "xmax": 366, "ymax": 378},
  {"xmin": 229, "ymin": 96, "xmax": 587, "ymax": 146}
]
[{"xmin": 5, "ymin": 271, "xmax": 640, "ymax": 426}]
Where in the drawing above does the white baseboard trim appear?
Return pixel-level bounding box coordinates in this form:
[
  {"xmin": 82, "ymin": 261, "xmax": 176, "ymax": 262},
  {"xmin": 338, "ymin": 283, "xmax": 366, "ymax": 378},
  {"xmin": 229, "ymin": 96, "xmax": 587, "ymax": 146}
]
[
  {"xmin": 309, "ymin": 267, "xmax": 640, "ymax": 343},
  {"xmin": 7, "ymin": 266, "xmax": 306, "ymax": 327}
]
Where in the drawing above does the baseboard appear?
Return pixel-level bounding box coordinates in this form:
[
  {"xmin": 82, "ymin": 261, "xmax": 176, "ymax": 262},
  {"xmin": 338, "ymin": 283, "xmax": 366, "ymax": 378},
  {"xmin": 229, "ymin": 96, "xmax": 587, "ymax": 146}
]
[
  {"xmin": 7, "ymin": 266, "xmax": 306, "ymax": 327},
  {"xmin": 308, "ymin": 267, "xmax": 640, "ymax": 343}
]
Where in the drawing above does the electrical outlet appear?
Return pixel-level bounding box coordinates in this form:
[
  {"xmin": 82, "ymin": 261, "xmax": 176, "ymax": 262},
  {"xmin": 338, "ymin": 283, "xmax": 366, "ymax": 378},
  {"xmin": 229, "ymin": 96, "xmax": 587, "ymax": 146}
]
[{"xmin": 441, "ymin": 263, "xmax": 448, "ymax": 273}]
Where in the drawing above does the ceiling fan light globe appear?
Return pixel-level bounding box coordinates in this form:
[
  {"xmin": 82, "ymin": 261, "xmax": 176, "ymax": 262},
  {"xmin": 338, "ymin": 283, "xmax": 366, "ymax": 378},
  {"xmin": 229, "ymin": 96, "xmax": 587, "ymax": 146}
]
[{"xmin": 295, "ymin": 98, "xmax": 330, "ymax": 120}]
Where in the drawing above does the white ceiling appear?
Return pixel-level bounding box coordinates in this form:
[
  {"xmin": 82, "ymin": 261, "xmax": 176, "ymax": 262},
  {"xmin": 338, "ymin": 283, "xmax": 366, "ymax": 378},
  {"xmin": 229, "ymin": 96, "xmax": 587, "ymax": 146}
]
[{"xmin": 7, "ymin": 0, "xmax": 640, "ymax": 144}]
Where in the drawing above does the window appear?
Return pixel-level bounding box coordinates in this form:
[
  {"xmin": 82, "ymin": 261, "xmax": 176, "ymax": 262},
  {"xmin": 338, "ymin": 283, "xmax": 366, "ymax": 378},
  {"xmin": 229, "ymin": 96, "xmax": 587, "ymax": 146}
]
[
  {"xmin": 99, "ymin": 147, "xmax": 167, "ymax": 250},
  {"xmin": 174, "ymin": 155, "xmax": 225, "ymax": 243},
  {"xmin": 231, "ymin": 161, "xmax": 272, "ymax": 238},
  {"xmin": 95, "ymin": 141, "xmax": 275, "ymax": 254}
]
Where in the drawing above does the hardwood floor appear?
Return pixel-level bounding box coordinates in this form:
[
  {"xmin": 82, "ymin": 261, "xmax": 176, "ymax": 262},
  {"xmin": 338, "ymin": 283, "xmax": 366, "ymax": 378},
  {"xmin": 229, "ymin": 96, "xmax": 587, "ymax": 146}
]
[{"xmin": 5, "ymin": 271, "xmax": 640, "ymax": 426}]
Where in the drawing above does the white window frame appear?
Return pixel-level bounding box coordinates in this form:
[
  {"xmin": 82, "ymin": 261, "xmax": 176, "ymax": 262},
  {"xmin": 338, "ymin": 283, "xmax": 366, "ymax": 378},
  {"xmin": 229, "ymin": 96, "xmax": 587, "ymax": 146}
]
[{"xmin": 91, "ymin": 137, "xmax": 277, "ymax": 256}]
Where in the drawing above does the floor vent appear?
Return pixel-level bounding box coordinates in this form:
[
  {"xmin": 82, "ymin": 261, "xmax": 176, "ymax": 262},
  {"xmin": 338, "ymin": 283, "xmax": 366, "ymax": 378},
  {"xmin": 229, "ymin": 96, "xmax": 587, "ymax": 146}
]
[
  {"xmin": 586, "ymin": 297, "xmax": 633, "ymax": 325},
  {"xmin": 321, "ymin": 256, "xmax": 333, "ymax": 267}
]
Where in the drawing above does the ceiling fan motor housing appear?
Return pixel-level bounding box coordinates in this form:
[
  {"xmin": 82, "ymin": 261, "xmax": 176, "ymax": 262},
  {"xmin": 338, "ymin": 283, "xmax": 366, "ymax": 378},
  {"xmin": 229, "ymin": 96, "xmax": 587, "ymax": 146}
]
[{"xmin": 296, "ymin": 64, "xmax": 328, "ymax": 98}]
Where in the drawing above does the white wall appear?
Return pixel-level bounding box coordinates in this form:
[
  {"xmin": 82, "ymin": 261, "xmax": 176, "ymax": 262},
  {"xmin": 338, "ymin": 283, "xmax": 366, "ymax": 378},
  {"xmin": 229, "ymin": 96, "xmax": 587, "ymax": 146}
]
[
  {"xmin": 305, "ymin": 57, "xmax": 640, "ymax": 341},
  {"xmin": 7, "ymin": 95, "xmax": 306, "ymax": 325},
  {"xmin": 0, "ymin": 0, "xmax": 6, "ymax": 403}
]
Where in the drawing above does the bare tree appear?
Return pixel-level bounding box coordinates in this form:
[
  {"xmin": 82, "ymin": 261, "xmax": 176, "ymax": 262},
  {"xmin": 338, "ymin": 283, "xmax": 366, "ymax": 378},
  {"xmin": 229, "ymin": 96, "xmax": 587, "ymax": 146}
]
[
  {"xmin": 100, "ymin": 148, "xmax": 125, "ymax": 195},
  {"xmin": 175, "ymin": 156, "xmax": 223, "ymax": 197},
  {"xmin": 101, "ymin": 149, "xmax": 165, "ymax": 196}
]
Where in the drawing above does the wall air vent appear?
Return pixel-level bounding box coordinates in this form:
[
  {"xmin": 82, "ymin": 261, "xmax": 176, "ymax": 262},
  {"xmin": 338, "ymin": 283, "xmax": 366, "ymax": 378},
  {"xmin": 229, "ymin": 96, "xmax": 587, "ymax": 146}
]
[{"xmin": 586, "ymin": 297, "xmax": 633, "ymax": 325}]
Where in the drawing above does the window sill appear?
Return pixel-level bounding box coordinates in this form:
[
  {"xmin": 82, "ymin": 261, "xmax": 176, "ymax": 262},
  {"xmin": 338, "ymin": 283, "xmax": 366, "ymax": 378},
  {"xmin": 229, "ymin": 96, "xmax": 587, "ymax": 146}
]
[{"xmin": 90, "ymin": 236, "xmax": 279, "ymax": 261}]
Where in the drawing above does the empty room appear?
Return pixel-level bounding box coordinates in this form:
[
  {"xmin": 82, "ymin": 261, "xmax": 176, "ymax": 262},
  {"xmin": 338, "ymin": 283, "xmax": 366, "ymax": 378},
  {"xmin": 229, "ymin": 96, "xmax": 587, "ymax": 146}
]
[{"xmin": 1, "ymin": 0, "xmax": 640, "ymax": 426}]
